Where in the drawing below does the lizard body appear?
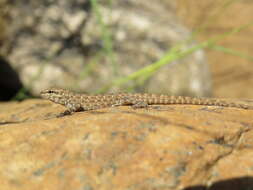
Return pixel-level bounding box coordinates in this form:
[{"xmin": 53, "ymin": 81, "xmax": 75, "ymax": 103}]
[{"xmin": 40, "ymin": 88, "xmax": 251, "ymax": 115}]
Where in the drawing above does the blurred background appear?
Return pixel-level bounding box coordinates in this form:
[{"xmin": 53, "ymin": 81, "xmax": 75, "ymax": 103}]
[{"xmin": 0, "ymin": 0, "xmax": 252, "ymax": 101}]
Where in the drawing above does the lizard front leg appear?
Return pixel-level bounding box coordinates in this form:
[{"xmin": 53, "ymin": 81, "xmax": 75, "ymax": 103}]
[{"xmin": 57, "ymin": 103, "xmax": 84, "ymax": 117}]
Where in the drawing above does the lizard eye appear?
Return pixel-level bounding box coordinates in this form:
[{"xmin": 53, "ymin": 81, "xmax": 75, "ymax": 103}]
[{"xmin": 47, "ymin": 90, "xmax": 57, "ymax": 94}]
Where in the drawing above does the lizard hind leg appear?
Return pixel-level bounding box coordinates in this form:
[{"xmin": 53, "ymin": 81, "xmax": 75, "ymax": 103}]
[
  {"xmin": 112, "ymin": 96, "xmax": 148, "ymax": 109},
  {"xmin": 131, "ymin": 101, "xmax": 149, "ymax": 109}
]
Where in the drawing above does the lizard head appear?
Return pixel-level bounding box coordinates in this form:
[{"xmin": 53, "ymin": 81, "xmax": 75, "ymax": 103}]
[{"xmin": 40, "ymin": 88, "xmax": 74, "ymax": 105}]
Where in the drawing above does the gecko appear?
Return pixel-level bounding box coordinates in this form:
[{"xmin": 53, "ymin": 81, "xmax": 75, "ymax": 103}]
[{"xmin": 40, "ymin": 88, "xmax": 252, "ymax": 115}]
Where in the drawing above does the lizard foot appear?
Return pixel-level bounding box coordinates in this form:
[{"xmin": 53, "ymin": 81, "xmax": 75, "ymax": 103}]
[
  {"xmin": 131, "ymin": 101, "xmax": 149, "ymax": 109},
  {"xmin": 56, "ymin": 110, "xmax": 72, "ymax": 117}
]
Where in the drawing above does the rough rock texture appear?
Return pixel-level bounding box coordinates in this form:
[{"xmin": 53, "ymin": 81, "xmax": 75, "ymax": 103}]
[
  {"xmin": 2, "ymin": 0, "xmax": 211, "ymax": 96},
  {"xmin": 1, "ymin": 99, "xmax": 253, "ymax": 190}
]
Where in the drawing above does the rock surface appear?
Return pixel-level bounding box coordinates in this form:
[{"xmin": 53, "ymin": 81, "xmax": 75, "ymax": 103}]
[{"xmin": 1, "ymin": 99, "xmax": 253, "ymax": 190}]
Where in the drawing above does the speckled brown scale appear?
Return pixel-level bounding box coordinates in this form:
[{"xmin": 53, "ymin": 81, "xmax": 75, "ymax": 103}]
[{"xmin": 40, "ymin": 88, "xmax": 251, "ymax": 114}]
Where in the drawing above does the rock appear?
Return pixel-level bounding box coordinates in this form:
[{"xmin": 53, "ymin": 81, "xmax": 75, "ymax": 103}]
[
  {"xmin": 2, "ymin": 0, "xmax": 211, "ymax": 96},
  {"xmin": 1, "ymin": 99, "xmax": 253, "ymax": 189}
]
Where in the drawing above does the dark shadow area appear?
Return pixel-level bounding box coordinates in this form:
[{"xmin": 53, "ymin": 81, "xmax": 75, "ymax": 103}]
[
  {"xmin": 0, "ymin": 56, "xmax": 30, "ymax": 101},
  {"xmin": 184, "ymin": 176, "xmax": 253, "ymax": 190}
]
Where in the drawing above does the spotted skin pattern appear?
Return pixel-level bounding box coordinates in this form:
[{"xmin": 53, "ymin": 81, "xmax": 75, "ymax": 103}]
[{"xmin": 40, "ymin": 88, "xmax": 251, "ymax": 115}]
